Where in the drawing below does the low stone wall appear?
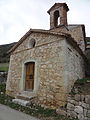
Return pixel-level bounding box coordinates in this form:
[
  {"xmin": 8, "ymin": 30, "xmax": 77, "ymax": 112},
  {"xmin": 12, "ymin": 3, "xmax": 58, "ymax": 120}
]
[
  {"xmin": 67, "ymin": 94, "xmax": 90, "ymax": 120},
  {"xmin": 57, "ymin": 94, "xmax": 90, "ymax": 120}
]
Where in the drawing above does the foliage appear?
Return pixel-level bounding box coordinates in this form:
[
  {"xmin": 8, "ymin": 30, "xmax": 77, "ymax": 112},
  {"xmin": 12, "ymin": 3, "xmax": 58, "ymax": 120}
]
[
  {"xmin": 75, "ymin": 78, "xmax": 90, "ymax": 85},
  {"xmin": 0, "ymin": 42, "xmax": 16, "ymax": 63},
  {"xmin": 86, "ymin": 37, "xmax": 90, "ymax": 43},
  {"xmin": 0, "ymin": 63, "xmax": 9, "ymax": 72}
]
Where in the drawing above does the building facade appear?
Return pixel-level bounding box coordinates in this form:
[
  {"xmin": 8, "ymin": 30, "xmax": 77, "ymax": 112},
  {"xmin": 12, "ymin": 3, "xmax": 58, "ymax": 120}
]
[{"xmin": 6, "ymin": 3, "xmax": 86, "ymax": 108}]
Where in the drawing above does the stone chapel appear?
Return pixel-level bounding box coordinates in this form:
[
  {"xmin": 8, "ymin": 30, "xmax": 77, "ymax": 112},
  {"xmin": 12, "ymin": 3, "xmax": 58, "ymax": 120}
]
[{"xmin": 6, "ymin": 3, "xmax": 86, "ymax": 108}]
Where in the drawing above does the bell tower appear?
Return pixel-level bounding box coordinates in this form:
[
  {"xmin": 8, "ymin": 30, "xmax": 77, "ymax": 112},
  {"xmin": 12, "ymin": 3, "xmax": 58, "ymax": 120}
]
[{"xmin": 47, "ymin": 3, "xmax": 69, "ymax": 29}]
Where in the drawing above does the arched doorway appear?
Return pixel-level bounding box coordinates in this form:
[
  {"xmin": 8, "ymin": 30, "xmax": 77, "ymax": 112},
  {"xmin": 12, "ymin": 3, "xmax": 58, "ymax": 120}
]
[{"xmin": 25, "ymin": 62, "xmax": 35, "ymax": 91}]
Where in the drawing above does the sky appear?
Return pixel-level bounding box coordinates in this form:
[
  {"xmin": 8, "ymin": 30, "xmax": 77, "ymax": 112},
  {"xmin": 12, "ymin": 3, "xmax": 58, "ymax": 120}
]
[{"xmin": 0, "ymin": 0, "xmax": 90, "ymax": 45}]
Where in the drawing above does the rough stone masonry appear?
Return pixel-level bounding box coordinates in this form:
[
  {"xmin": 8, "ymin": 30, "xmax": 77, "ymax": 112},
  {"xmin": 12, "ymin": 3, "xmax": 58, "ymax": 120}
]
[{"xmin": 6, "ymin": 3, "xmax": 86, "ymax": 109}]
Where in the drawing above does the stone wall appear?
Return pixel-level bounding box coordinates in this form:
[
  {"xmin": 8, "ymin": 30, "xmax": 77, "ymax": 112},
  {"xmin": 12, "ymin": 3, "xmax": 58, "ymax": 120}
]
[
  {"xmin": 67, "ymin": 94, "xmax": 90, "ymax": 120},
  {"xmin": 6, "ymin": 33, "xmax": 67, "ymax": 108},
  {"xmin": 51, "ymin": 25, "xmax": 85, "ymax": 51},
  {"xmin": 57, "ymin": 94, "xmax": 90, "ymax": 120},
  {"xmin": 6, "ymin": 32, "xmax": 85, "ymax": 109},
  {"xmin": 64, "ymin": 39, "xmax": 85, "ymax": 93}
]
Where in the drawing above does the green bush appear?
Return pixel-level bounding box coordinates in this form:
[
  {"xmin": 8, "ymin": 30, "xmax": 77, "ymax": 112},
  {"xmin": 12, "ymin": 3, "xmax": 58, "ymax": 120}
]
[{"xmin": 75, "ymin": 78, "xmax": 90, "ymax": 84}]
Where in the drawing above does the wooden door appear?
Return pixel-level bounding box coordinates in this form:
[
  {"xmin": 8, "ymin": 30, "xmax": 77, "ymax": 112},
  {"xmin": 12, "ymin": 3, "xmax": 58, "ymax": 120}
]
[{"xmin": 25, "ymin": 62, "xmax": 35, "ymax": 91}]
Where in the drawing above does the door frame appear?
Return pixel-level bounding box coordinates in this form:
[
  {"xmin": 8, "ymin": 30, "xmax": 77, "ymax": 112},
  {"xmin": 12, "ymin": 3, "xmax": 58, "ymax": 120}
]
[{"xmin": 20, "ymin": 60, "xmax": 39, "ymax": 93}]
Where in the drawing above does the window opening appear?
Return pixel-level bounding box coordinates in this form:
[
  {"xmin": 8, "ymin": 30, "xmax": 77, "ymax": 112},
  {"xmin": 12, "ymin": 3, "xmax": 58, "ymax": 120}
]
[{"xmin": 54, "ymin": 10, "xmax": 60, "ymax": 27}]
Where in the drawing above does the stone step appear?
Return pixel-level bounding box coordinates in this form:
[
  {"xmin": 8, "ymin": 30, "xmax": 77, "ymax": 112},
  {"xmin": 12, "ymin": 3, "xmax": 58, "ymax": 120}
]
[
  {"xmin": 16, "ymin": 94, "xmax": 34, "ymax": 101},
  {"xmin": 12, "ymin": 98, "xmax": 31, "ymax": 106},
  {"xmin": 16, "ymin": 91, "xmax": 36, "ymax": 101}
]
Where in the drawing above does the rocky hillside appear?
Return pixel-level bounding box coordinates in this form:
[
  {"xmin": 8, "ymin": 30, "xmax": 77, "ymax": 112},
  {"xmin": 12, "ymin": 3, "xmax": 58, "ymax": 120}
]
[{"xmin": 0, "ymin": 42, "xmax": 16, "ymax": 63}]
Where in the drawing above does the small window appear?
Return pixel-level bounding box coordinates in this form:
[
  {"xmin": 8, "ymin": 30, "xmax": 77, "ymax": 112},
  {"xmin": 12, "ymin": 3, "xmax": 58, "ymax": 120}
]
[
  {"xmin": 29, "ymin": 38, "xmax": 36, "ymax": 48},
  {"xmin": 58, "ymin": 16, "xmax": 60, "ymax": 25}
]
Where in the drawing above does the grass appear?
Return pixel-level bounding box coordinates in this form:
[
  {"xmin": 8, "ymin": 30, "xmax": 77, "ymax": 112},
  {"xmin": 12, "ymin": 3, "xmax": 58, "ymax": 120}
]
[
  {"xmin": 0, "ymin": 83, "xmax": 78, "ymax": 120},
  {"xmin": 75, "ymin": 78, "xmax": 90, "ymax": 85},
  {"xmin": 0, "ymin": 63, "xmax": 9, "ymax": 72},
  {"xmin": 0, "ymin": 42, "xmax": 16, "ymax": 63}
]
